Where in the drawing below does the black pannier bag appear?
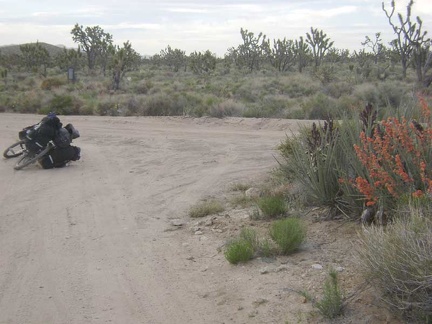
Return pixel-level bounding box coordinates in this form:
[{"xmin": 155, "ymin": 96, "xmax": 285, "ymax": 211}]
[
  {"xmin": 53, "ymin": 128, "xmax": 72, "ymax": 148},
  {"xmin": 25, "ymin": 115, "xmax": 62, "ymax": 154},
  {"xmin": 38, "ymin": 146, "xmax": 81, "ymax": 169}
]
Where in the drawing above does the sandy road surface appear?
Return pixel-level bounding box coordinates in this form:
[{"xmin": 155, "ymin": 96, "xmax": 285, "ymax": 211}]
[{"xmin": 0, "ymin": 114, "xmax": 314, "ymax": 324}]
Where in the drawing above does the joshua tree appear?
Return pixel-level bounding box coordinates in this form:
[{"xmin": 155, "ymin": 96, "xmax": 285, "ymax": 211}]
[
  {"xmin": 71, "ymin": 24, "xmax": 113, "ymax": 71},
  {"xmin": 160, "ymin": 45, "xmax": 187, "ymax": 72},
  {"xmin": 362, "ymin": 33, "xmax": 385, "ymax": 64},
  {"xmin": 306, "ymin": 27, "xmax": 334, "ymax": 67},
  {"xmin": 293, "ymin": 36, "xmax": 311, "ymax": 73},
  {"xmin": 382, "ymin": 0, "xmax": 430, "ymax": 81},
  {"xmin": 268, "ymin": 38, "xmax": 296, "ymax": 72},
  {"xmin": 110, "ymin": 41, "xmax": 141, "ymax": 90},
  {"xmin": 19, "ymin": 41, "xmax": 50, "ymax": 76}
]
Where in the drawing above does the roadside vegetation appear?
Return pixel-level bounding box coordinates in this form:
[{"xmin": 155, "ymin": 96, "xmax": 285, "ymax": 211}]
[{"xmin": 1, "ymin": 0, "xmax": 432, "ymax": 322}]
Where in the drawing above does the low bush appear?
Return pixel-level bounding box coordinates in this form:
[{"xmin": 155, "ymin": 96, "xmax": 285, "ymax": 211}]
[
  {"xmin": 40, "ymin": 77, "xmax": 65, "ymax": 90},
  {"xmin": 357, "ymin": 210, "xmax": 432, "ymax": 322},
  {"xmin": 269, "ymin": 217, "xmax": 306, "ymax": 255},
  {"xmin": 189, "ymin": 199, "xmax": 224, "ymax": 218},
  {"xmin": 224, "ymin": 238, "xmax": 255, "ymax": 264},
  {"xmin": 257, "ymin": 195, "xmax": 287, "ymax": 218}
]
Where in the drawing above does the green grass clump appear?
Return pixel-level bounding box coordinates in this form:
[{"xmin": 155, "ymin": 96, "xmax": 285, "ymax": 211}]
[
  {"xmin": 269, "ymin": 217, "xmax": 306, "ymax": 255},
  {"xmin": 224, "ymin": 228, "xmax": 278, "ymax": 264},
  {"xmin": 315, "ymin": 269, "xmax": 343, "ymax": 319},
  {"xmin": 257, "ymin": 195, "xmax": 287, "ymax": 218},
  {"xmin": 224, "ymin": 238, "xmax": 255, "ymax": 264},
  {"xmin": 189, "ymin": 200, "xmax": 224, "ymax": 218},
  {"xmin": 239, "ymin": 227, "xmax": 259, "ymax": 250}
]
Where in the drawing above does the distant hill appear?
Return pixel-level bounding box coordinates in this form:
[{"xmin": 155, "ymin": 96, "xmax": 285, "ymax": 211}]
[{"xmin": 0, "ymin": 42, "xmax": 73, "ymax": 56}]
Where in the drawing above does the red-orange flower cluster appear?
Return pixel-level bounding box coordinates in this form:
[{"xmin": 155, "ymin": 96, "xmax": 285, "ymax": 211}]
[{"xmin": 349, "ymin": 96, "xmax": 432, "ymax": 205}]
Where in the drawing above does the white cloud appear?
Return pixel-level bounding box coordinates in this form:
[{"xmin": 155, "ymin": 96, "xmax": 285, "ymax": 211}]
[{"xmin": 0, "ymin": 0, "xmax": 430, "ymax": 56}]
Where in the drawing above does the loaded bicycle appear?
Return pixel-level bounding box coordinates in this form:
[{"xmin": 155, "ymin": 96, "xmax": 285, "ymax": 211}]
[{"xmin": 3, "ymin": 113, "xmax": 81, "ymax": 170}]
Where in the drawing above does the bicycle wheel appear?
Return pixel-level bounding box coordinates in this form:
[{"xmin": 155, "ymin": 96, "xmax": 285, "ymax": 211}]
[
  {"xmin": 3, "ymin": 140, "xmax": 26, "ymax": 159},
  {"xmin": 14, "ymin": 144, "xmax": 53, "ymax": 170}
]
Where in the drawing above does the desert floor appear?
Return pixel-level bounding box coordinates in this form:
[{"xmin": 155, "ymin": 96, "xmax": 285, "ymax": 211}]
[{"xmin": 0, "ymin": 114, "xmax": 399, "ymax": 324}]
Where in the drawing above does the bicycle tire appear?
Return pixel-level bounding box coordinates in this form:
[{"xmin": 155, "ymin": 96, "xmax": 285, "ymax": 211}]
[
  {"xmin": 14, "ymin": 144, "xmax": 52, "ymax": 170},
  {"xmin": 3, "ymin": 140, "xmax": 26, "ymax": 159}
]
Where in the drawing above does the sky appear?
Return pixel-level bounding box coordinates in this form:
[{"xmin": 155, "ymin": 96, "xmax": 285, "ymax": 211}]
[{"xmin": 0, "ymin": 0, "xmax": 431, "ymax": 57}]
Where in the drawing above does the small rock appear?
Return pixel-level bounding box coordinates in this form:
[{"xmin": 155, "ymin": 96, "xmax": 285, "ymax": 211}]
[
  {"xmin": 194, "ymin": 230, "xmax": 203, "ymax": 235},
  {"xmin": 311, "ymin": 264, "xmax": 323, "ymax": 270},
  {"xmin": 260, "ymin": 267, "xmax": 269, "ymax": 274},
  {"xmin": 171, "ymin": 219, "xmax": 184, "ymax": 227},
  {"xmin": 204, "ymin": 219, "xmax": 213, "ymax": 226},
  {"xmin": 335, "ymin": 266, "xmax": 345, "ymax": 272}
]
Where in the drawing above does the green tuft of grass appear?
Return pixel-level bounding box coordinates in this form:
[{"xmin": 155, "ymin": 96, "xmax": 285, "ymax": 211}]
[
  {"xmin": 257, "ymin": 195, "xmax": 287, "ymax": 218},
  {"xmin": 315, "ymin": 269, "xmax": 343, "ymax": 319},
  {"xmin": 189, "ymin": 200, "xmax": 224, "ymax": 218},
  {"xmin": 224, "ymin": 238, "xmax": 255, "ymax": 264},
  {"xmin": 269, "ymin": 217, "xmax": 306, "ymax": 255}
]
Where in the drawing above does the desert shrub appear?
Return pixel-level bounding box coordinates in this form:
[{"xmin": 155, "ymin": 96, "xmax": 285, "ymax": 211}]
[
  {"xmin": 302, "ymin": 93, "xmax": 340, "ymax": 119},
  {"xmin": 357, "ymin": 210, "xmax": 432, "ymax": 322},
  {"xmin": 13, "ymin": 90, "xmax": 42, "ymax": 113},
  {"xmin": 230, "ymin": 182, "xmax": 252, "ymax": 192},
  {"xmin": 224, "ymin": 227, "xmax": 277, "ymax": 264},
  {"xmin": 352, "ymin": 83, "xmax": 379, "ymax": 106},
  {"xmin": 224, "ymin": 238, "xmax": 255, "ymax": 264},
  {"xmin": 324, "ymin": 81, "xmax": 353, "ymax": 99},
  {"xmin": 41, "ymin": 77, "xmax": 65, "ymax": 90},
  {"xmin": 140, "ymin": 93, "xmax": 184, "ymax": 116},
  {"xmin": 189, "ymin": 199, "xmax": 224, "ymax": 218},
  {"xmin": 314, "ymin": 269, "xmax": 343, "ymax": 319},
  {"xmin": 96, "ymin": 100, "xmax": 118, "ymax": 116},
  {"xmin": 280, "ymin": 73, "xmax": 320, "ymax": 98},
  {"xmin": 234, "ymin": 77, "xmax": 265, "ymax": 103},
  {"xmin": 257, "ymin": 195, "xmax": 287, "ymax": 218},
  {"xmin": 313, "ymin": 64, "xmax": 337, "ymax": 85},
  {"xmin": 132, "ymin": 79, "xmax": 154, "ymax": 94},
  {"xmin": 375, "ymin": 81, "xmax": 411, "ymax": 116},
  {"xmin": 78, "ymin": 104, "xmax": 95, "ymax": 115},
  {"xmin": 208, "ymin": 99, "xmax": 245, "ymax": 118},
  {"xmin": 335, "ymin": 94, "xmax": 362, "ymax": 118},
  {"xmin": 239, "ymin": 228, "xmax": 260, "ymax": 251},
  {"xmin": 269, "ymin": 217, "xmax": 306, "ymax": 255},
  {"xmin": 43, "ymin": 94, "xmax": 81, "ymax": 115},
  {"xmin": 124, "ymin": 96, "xmax": 143, "ymax": 116},
  {"xmin": 259, "ymin": 94, "xmax": 294, "ymax": 118}
]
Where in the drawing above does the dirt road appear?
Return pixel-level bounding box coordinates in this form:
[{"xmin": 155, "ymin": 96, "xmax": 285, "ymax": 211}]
[{"xmin": 1, "ymin": 114, "xmax": 318, "ymax": 324}]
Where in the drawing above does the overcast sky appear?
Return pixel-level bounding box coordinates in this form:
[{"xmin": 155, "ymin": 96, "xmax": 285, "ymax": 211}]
[{"xmin": 0, "ymin": 0, "xmax": 431, "ymax": 57}]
